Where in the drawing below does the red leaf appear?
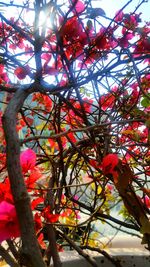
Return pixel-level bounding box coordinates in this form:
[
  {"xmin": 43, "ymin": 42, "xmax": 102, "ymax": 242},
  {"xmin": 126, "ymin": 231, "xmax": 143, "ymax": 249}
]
[{"xmin": 42, "ymin": 206, "xmax": 59, "ymax": 223}]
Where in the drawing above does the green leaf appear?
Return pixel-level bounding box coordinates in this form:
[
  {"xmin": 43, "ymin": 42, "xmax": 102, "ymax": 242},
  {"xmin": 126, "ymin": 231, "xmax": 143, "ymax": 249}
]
[
  {"xmin": 79, "ymin": 87, "xmax": 85, "ymax": 94},
  {"xmin": 141, "ymin": 94, "xmax": 150, "ymax": 108}
]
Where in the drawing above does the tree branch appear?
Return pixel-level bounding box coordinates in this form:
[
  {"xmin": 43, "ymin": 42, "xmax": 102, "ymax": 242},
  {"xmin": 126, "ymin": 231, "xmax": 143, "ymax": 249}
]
[
  {"xmin": 0, "ymin": 245, "xmax": 20, "ymax": 267},
  {"xmin": 57, "ymin": 228, "xmax": 99, "ymax": 267}
]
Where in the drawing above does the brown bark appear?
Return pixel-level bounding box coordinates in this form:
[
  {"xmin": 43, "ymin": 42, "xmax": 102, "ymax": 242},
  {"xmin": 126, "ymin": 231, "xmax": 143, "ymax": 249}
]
[
  {"xmin": 45, "ymin": 172, "xmax": 62, "ymax": 267},
  {"xmin": 2, "ymin": 89, "xmax": 46, "ymax": 267},
  {"xmin": 115, "ymin": 161, "xmax": 150, "ymax": 251},
  {"xmin": 47, "ymin": 225, "xmax": 62, "ymax": 267}
]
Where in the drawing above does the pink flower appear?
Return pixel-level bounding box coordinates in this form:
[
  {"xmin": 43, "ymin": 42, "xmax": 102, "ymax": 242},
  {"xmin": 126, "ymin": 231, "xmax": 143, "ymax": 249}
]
[
  {"xmin": 71, "ymin": 0, "xmax": 85, "ymax": 14},
  {"xmin": 20, "ymin": 149, "xmax": 36, "ymax": 173},
  {"xmin": 0, "ymin": 201, "xmax": 20, "ymax": 243},
  {"xmin": 118, "ymin": 32, "xmax": 134, "ymax": 48},
  {"xmin": 41, "ymin": 53, "xmax": 52, "ymax": 63},
  {"xmin": 115, "ymin": 10, "xmax": 124, "ymax": 22},
  {"xmin": 43, "ymin": 64, "xmax": 59, "ymax": 75}
]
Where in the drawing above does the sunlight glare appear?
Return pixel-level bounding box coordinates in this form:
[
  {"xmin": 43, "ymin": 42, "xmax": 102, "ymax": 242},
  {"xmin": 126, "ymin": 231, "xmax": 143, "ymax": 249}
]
[{"xmin": 39, "ymin": 10, "xmax": 52, "ymax": 29}]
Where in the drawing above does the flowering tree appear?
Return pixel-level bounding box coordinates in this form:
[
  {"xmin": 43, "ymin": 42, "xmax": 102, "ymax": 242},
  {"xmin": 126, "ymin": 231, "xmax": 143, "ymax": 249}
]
[{"xmin": 0, "ymin": 0, "xmax": 150, "ymax": 266}]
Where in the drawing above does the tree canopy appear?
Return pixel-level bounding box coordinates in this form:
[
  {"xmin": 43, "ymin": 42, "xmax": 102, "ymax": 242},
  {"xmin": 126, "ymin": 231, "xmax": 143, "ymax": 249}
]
[{"xmin": 0, "ymin": 1, "xmax": 150, "ymax": 267}]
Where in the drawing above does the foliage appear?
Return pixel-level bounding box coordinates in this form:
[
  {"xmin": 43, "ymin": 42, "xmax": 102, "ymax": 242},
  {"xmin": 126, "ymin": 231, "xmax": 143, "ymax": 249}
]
[{"xmin": 0, "ymin": 0, "xmax": 150, "ymax": 266}]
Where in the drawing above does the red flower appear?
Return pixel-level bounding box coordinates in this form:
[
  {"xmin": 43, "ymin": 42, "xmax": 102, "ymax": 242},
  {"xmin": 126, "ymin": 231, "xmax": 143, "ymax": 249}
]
[
  {"xmin": 0, "ymin": 201, "xmax": 20, "ymax": 243},
  {"xmin": 0, "ymin": 178, "xmax": 13, "ymax": 204},
  {"xmin": 99, "ymin": 93, "xmax": 115, "ymax": 110},
  {"xmin": 83, "ymin": 98, "xmax": 93, "ymax": 112},
  {"xmin": 26, "ymin": 169, "xmax": 42, "ymax": 189},
  {"xmin": 102, "ymin": 154, "xmax": 119, "ymax": 180},
  {"xmin": 42, "ymin": 206, "xmax": 59, "ymax": 223},
  {"xmin": 37, "ymin": 233, "xmax": 46, "ymax": 249},
  {"xmin": 0, "ymin": 64, "xmax": 9, "ymax": 84},
  {"xmin": 61, "ymin": 17, "xmax": 83, "ymax": 41},
  {"xmin": 14, "ymin": 65, "xmax": 30, "ymax": 80},
  {"xmin": 118, "ymin": 32, "xmax": 134, "ymax": 48},
  {"xmin": 89, "ymin": 159, "xmax": 100, "ymax": 169},
  {"xmin": 20, "ymin": 149, "xmax": 36, "ymax": 173},
  {"xmin": 67, "ymin": 132, "xmax": 77, "ymax": 143},
  {"xmin": 95, "ymin": 28, "xmax": 111, "ymax": 51}
]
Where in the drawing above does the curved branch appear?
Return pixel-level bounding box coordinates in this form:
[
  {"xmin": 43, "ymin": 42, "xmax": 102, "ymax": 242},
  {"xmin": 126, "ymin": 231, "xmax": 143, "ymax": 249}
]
[
  {"xmin": 57, "ymin": 228, "xmax": 99, "ymax": 267},
  {"xmin": 81, "ymin": 245, "xmax": 123, "ymax": 267},
  {"xmin": 2, "ymin": 88, "xmax": 46, "ymax": 267}
]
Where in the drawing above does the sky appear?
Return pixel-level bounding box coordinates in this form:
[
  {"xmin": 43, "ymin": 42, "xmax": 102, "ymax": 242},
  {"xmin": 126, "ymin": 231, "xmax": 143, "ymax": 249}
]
[
  {"xmin": 93, "ymin": 0, "xmax": 150, "ymax": 21},
  {"xmin": 1, "ymin": 0, "xmax": 150, "ymax": 21}
]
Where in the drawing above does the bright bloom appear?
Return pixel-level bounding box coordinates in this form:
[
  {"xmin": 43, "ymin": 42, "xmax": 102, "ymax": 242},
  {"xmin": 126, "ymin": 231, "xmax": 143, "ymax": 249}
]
[
  {"xmin": 101, "ymin": 154, "xmax": 119, "ymax": 181},
  {"xmin": 71, "ymin": 0, "xmax": 85, "ymax": 14},
  {"xmin": 61, "ymin": 16, "xmax": 83, "ymax": 41},
  {"xmin": 0, "ymin": 201, "xmax": 20, "ymax": 243},
  {"xmin": 20, "ymin": 149, "xmax": 36, "ymax": 173}
]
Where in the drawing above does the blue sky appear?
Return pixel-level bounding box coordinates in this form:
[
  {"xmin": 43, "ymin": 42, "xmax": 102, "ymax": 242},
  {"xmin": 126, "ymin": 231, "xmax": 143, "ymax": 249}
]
[
  {"xmin": 1, "ymin": 0, "xmax": 149, "ymax": 22},
  {"xmin": 93, "ymin": 0, "xmax": 150, "ymax": 21}
]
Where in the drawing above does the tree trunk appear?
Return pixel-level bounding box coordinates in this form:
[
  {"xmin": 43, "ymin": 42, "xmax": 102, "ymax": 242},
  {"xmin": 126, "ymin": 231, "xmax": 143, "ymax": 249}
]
[{"xmin": 2, "ymin": 89, "xmax": 46, "ymax": 267}]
